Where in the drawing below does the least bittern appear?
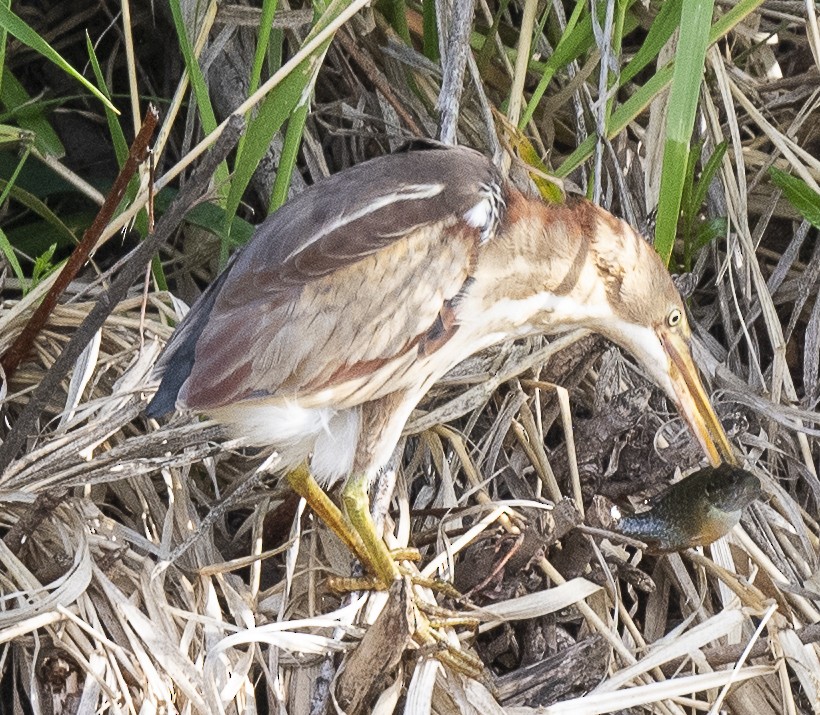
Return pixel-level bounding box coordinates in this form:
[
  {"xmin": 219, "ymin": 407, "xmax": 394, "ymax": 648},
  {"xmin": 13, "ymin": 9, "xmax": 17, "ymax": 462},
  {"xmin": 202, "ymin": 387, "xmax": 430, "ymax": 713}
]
[{"xmin": 147, "ymin": 142, "xmax": 735, "ymax": 587}]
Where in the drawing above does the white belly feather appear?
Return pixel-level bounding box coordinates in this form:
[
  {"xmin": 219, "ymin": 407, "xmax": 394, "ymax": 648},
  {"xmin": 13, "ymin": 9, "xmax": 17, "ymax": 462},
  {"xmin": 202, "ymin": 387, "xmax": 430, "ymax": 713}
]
[{"xmin": 209, "ymin": 401, "xmax": 360, "ymax": 487}]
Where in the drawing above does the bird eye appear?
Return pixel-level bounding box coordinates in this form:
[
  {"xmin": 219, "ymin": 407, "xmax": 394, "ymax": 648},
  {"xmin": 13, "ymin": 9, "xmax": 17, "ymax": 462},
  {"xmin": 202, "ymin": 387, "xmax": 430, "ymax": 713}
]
[{"xmin": 667, "ymin": 308, "xmax": 682, "ymax": 328}]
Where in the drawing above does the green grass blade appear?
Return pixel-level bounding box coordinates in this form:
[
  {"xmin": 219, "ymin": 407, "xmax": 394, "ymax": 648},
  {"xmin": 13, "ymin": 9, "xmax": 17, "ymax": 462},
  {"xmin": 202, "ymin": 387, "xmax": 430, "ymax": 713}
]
[
  {"xmin": 168, "ymin": 0, "xmax": 229, "ymax": 199},
  {"xmin": 519, "ymin": 1, "xmax": 589, "ymax": 128},
  {"xmin": 620, "ymin": 0, "xmax": 682, "ymax": 85},
  {"xmin": 221, "ymin": 50, "xmax": 327, "ymax": 261},
  {"xmin": 422, "ymin": 0, "xmax": 439, "ymax": 61},
  {"xmin": 167, "ymin": 0, "xmax": 218, "ymax": 134},
  {"xmin": 518, "ymin": 2, "xmax": 641, "ymax": 129},
  {"xmin": 692, "ymin": 140, "xmax": 727, "ymax": 213},
  {"xmin": 0, "ymin": 225, "xmax": 25, "ymax": 285},
  {"xmin": 0, "ymin": 0, "xmax": 8, "ymax": 90},
  {"xmin": 223, "ymin": 0, "xmax": 356, "ymax": 258},
  {"xmin": 0, "ymin": 178, "xmax": 79, "ymax": 247},
  {"xmin": 86, "ymin": 33, "xmax": 150, "ymax": 247},
  {"xmin": 556, "ymin": 0, "xmax": 766, "ymax": 180},
  {"xmin": 519, "ymin": 6, "xmax": 641, "ymax": 128},
  {"xmin": 770, "ymin": 167, "xmax": 820, "ymax": 229},
  {"xmin": 0, "ymin": 122, "xmax": 33, "ymax": 149},
  {"xmin": 85, "ymin": 33, "xmax": 128, "ymax": 166},
  {"xmin": 557, "ymin": 63, "xmax": 673, "ymax": 176},
  {"xmin": 382, "ymin": 0, "xmax": 412, "ymax": 45},
  {"xmin": 0, "ymin": 3, "xmax": 117, "ymax": 114},
  {"xmin": 268, "ymin": 101, "xmax": 309, "ymax": 213},
  {"xmin": 229, "ymin": 0, "xmax": 280, "ymax": 221},
  {"xmin": 249, "ymin": 0, "xmax": 280, "ymax": 96},
  {"xmin": 0, "ymin": 132, "xmax": 31, "ymax": 273},
  {"xmin": 654, "ymin": 0, "xmax": 715, "ymax": 266},
  {"xmin": 0, "ymin": 68, "xmax": 64, "ymax": 156},
  {"xmin": 710, "ymin": 0, "xmax": 767, "ymax": 43},
  {"xmin": 0, "ymin": 140, "xmax": 29, "ymax": 205}
]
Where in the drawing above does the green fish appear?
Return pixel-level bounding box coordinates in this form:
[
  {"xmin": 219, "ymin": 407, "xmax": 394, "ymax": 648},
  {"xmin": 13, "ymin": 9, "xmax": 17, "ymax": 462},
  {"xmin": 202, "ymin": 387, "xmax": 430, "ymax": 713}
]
[{"xmin": 613, "ymin": 464, "xmax": 761, "ymax": 553}]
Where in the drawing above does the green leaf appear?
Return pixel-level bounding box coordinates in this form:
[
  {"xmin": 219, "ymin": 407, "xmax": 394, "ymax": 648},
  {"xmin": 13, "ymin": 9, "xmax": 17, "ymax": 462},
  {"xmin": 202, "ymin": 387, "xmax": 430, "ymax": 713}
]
[
  {"xmin": 770, "ymin": 167, "xmax": 820, "ymax": 229},
  {"xmin": 0, "ymin": 4, "xmax": 118, "ymax": 114},
  {"xmin": 0, "ymin": 68, "xmax": 64, "ymax": 156},
  {"xmin": 31, "ymin": 242, "xmax": 57, "ymax": 287},
  {"xmin": 620, "ymin": 0, "xmax": 682, "ymax": 85},
  {"xmin": 5, "ymin": 211, "xmax": 93, "ymax": 257},
  {"xmin": 0, "ymin": 122, "xmax": 34, "ymax": 149},
  {"xmin": 695, "ymin": 216, "xmax": 727, "ymax": 251},
  {"xmin": 152, "ymin": 186, "xmax": 255, "ymax": 247},
  {"xmin": 0, "ymin": 226, "xmax": 25, "ymax": 285},
  {"xmin": 0, "ymin": 179, "xmax": 77, "ymax": 246},
  {"xmin": 654, "ymin": 0, "xmax": 715, "ymax": 266},
  {"xmin": 0, "ymin": 178, "xmax": 78, "ymax": 247}
]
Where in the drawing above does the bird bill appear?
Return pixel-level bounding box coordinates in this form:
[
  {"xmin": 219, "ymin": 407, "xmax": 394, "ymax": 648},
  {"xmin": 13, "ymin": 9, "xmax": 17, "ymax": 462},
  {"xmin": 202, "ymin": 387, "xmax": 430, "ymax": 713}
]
[{"xmin": 659, "ymin": 329, "xmax": 736, "ymax": 467}]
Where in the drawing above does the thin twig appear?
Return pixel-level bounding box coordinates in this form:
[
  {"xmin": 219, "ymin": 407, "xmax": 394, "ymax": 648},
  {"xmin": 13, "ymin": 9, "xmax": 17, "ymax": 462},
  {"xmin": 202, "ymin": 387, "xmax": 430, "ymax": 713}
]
[
  {"xmin": 336, "ymin": 29, "xmax": 424, "ymax": 137},
  {"xmin": 0, "ymin": 115, "xmax": 245, "ymax": 474},
  {"xmin": 662, "ymin": 623, "xmax": 820, "ymax": 675},
  {"xmin": 1, "ymin": 106, "xmax": 159, "ymax": 379}
]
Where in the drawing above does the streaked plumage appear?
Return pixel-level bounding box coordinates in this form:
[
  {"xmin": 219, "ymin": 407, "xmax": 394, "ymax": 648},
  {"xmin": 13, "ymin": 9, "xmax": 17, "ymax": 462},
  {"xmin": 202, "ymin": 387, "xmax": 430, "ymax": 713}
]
[{"xmin": 148, "ymin": 142, "xmax": 735, "ymax": 584}]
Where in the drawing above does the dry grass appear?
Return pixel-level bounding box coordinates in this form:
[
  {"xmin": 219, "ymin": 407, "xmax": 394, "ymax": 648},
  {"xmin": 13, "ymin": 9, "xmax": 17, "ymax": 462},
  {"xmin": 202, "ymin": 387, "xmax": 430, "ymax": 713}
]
[{"xmin": 1, "ymin": 1, "xmax": 819, "ymax": 713}]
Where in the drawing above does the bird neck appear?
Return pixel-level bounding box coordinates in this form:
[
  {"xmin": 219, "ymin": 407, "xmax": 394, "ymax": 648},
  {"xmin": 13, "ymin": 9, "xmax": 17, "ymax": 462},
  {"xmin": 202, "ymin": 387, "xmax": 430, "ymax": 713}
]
[{"xmin": 463, "ymin": 192, "xmax": 618, "ymax": 338}]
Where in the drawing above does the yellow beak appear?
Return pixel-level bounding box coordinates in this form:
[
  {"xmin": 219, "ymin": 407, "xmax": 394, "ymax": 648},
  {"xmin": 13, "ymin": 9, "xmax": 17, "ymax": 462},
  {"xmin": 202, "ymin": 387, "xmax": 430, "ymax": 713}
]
[{"xmin": 659, "ymin": 328, "xmax": 737, "ymax": 467}]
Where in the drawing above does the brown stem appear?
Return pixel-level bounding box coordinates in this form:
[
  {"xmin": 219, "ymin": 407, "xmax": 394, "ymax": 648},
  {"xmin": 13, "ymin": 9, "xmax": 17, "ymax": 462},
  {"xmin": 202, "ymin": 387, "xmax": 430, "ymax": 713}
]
[
  {"xmin": 0, "ymin": 115, "xmax": 245, "ymax": 474},
  {"xmin": 335, "ymin": 29, "xmax": 424, "ymax": 137},
  {"xmin": 1, "ymin": 105, "xmax": 160, "ymax": 378},
  {"xmin": 661, "ymin": 622, "xmax": 820, "ymax": 674}
]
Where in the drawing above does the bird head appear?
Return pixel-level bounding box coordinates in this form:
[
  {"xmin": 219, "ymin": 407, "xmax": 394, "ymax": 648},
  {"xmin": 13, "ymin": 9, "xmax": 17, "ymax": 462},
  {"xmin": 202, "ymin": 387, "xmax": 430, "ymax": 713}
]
[{"xmin": 588, "ymin": 210, "xmax": 736, "ymax": 468}]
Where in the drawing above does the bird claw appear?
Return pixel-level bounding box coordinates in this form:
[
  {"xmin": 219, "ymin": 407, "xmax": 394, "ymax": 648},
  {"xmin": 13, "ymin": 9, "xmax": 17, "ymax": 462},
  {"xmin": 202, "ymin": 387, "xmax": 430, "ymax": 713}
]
[
  {"xmin": 415, "ymin": 600, "xmax": 481, "ymax": 631},
  {"xmin": 413, "ymin": 619, "xmax": 487, "ymax": 683},
  {"xmin": 327, "ymin": 572, "xmax": 487, "ymax": 679},
  {"xmin": 325, "ymin": 558, "xmax": 460, "ymax": 598}
]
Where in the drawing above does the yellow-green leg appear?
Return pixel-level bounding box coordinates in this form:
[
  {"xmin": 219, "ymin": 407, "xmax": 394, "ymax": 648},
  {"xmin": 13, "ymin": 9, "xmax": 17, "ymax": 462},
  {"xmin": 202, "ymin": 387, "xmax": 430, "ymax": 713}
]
[
  {"xmin": 285, "ymin": 464, "xmax": 369, "ymax": 564},
  {"xmin": 286, "ymin": 464, "xmax": 400, "ymax": 588},
  {"xmin": 287, "ymin": 466, "xmax": 484, "ymax": 675},
  {"xmin": 341, "ymin": 471, "xmax": 401, "ymax": 588}
]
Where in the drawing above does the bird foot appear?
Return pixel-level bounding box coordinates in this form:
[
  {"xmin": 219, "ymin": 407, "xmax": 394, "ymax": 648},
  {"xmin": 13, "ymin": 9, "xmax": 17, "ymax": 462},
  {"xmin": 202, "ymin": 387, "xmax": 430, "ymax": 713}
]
[
  {"xmin": 329, "ymin": 572, "xmax": 486, "ymax": 680},
  {"xmin": 327, "ymin": 558, "xmax": 460, "ymax": 599},
  {"xmin": 413, "ymin": 615, "xmax": 487, "ymax": 682},
  {"xmin": 415, "ymin": 600, "xmax": 481, "ymax": 631}
]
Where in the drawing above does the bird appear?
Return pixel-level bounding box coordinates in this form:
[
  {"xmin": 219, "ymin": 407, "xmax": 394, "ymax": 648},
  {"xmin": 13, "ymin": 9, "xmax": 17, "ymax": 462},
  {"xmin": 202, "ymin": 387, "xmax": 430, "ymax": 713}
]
[{"xmin": 147, "ymin": 141, "xmax": 736, "ymax": 588}]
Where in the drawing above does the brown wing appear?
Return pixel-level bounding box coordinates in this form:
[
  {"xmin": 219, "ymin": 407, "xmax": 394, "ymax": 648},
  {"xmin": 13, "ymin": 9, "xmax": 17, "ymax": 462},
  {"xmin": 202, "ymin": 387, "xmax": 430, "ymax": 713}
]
[{"xmin": 158, "ymin": 145, "xmax": 504, "ymax": 412}]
